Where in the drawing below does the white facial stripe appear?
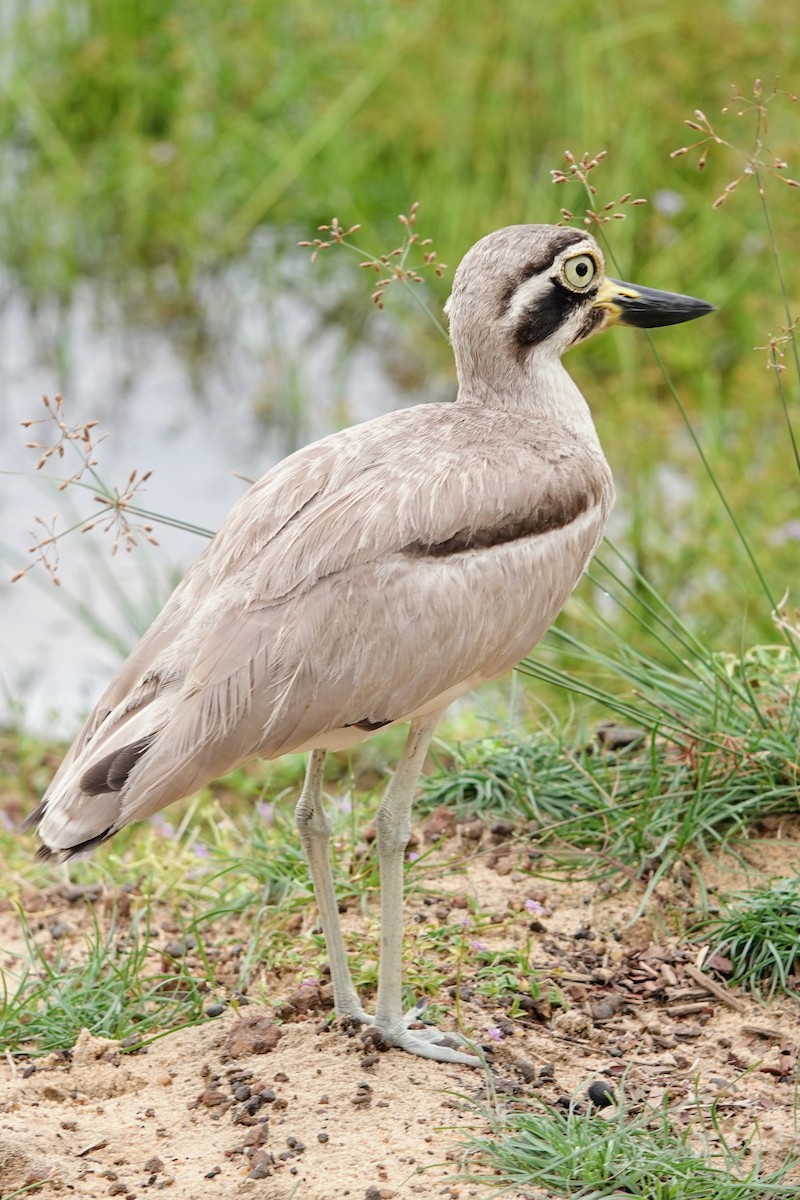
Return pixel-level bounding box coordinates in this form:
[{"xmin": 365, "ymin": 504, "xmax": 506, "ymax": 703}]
[{"xmin": 503, "ymin": 272, "xmax": 553, "ymax": 327}]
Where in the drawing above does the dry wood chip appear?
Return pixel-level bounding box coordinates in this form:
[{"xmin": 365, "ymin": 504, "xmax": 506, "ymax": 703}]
[
  {"xmin": 742, "ymin": 1024, "xmax": 789, "ymax": 1040},
  {"xmin": 683, "ymin": 963, "xmax": 747, "ymax": 1013},
  {"xmin": 666, "ymin": 1002, "xmax": 712, "ymax": 1017},
  {"xmin": 75, "ymin": 1139, "xmax": 109, "ymax": 1158}
]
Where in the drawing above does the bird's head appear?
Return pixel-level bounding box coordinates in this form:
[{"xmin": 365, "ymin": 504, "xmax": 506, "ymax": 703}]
[{"xmin": 445, "ymin": 225, "xmax": 713, "ymax": 390}]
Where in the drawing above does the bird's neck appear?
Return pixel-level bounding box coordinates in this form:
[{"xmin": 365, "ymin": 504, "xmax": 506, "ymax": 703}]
[{"xmin": 455, "ymin": 351, "xmax": 602, "ymax": 445}]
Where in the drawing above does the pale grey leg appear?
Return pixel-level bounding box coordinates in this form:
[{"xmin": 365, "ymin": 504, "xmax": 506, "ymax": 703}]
[
  {"xmin": 373, "ymin": 713, "xmax": 482, "ymax": 1066},
  {"xmin": 295, "ymin": 748, "xmax": 368, "ymax": 1021}
]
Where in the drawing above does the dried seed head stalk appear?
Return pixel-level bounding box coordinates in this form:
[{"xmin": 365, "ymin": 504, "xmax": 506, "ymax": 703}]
[
  {"xmin": 299, "ymin": 202, "xmax": 446, "ymax": 309},
  {"xmin": 20, "ymin": 392, "xmax": 106, "ymax": 487},
  {"xmin": 755, "ymin": 319, "xmax": 799, "ymax": 374},
  {"xmin": 12, "ymin": 393, "xmax": 158, "ymax": 586},
  {"xmin": 551, "ymin": 150, "xmax": 646, "ymax": 227},
  {"xmin": 297, "ymin": 216, "xmax": 362, "ymax": 263},
  {"xmin": 82, "ymin": 468, "xmax": 159, "ymax": 558},
  {"xmin": 671, "ymin": 79, "xmax": 800, "ymax": 206}
]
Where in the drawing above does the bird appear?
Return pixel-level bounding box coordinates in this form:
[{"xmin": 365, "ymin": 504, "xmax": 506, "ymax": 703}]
[{"xmin": 26, "ymin": 224, "xmax": 713, "ymax": 1065}]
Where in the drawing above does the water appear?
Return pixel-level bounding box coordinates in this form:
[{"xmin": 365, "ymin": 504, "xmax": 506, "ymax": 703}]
[{"xmin": 0, "ymin": 256, "xmax": 450, "ymax": 734}]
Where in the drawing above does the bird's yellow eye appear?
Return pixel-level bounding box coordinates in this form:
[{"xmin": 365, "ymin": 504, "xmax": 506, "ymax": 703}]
[{"xmin": 561, "ymin": 254, "xmax": 598, "ymax": 291}]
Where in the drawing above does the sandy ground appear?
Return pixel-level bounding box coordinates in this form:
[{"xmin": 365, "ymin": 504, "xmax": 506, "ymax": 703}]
[{"xmin": 3, "ymin": 819, "xmax": 800, "ymax": 1200}]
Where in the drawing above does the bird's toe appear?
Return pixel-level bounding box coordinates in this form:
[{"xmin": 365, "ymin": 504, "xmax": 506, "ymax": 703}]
[{"xmin": 393, "ymin": 1028, "xmax": 483, "ymax": 1065}]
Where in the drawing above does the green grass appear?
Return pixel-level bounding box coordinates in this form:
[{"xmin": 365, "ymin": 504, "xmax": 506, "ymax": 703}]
[
  {"xmin": 464, "ymin": 1090, "xmax": 799, "ymax": 1197},
  {"xmin": 698, "ymin": 872, "xmax": 800, "ymax": 999},
  {"xmin": 0, "ymin": 907, "xmax": 214, "ymax": 1056},
  {"xmin": 421, "ymin": 632, "xmax": 800, "ymax": 907}
]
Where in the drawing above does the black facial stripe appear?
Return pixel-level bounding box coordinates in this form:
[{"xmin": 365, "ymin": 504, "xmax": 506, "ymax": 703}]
[
  {"xmin": 511, "ymin": 283, "xmax": 579, "ymax": 356},
  {"xmin": 498, "ymin": 229, "xmax": 586, "ymax": 315}
]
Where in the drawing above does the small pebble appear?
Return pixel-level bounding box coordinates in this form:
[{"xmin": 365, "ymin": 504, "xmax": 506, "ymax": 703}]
[
  {"xmin": 587, "ymin": 1080, "xmax": 615, "ymax": 1108},
  {"xmin": 224, "ymin": 1014, "xmax": 281, "ymax": 1058},
  {"xmin": 205, "ymin": 1003, "xmax": 225, "ymax": 1017},
  {"xmin": 318, "ymin": 1132, "xmax": 329, "ymax": 1143},
  {"xmin": 352, "ymin": 1081, "xmax": 373, "ymax": 1108},
  {"xmin": 513, "ymin": 1059, "xmax": 537, "ymax": 1083}
]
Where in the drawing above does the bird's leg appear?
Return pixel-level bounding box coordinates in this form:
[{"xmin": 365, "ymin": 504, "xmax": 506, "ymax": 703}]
[
  {"xmin": 295, "ymin": 748, "xmax": 369, "ymax": 1022},
  {"xmin": 373, "ymin": 713, "xmax": 482, "ymax": 1066}
]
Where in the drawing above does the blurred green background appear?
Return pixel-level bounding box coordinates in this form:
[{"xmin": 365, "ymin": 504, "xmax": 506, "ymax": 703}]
[{"xmin": 2, "ymin": 0, "xmax": 799, "ymax": 711}]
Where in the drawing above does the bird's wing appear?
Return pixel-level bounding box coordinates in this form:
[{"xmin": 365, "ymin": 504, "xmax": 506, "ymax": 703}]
[{"xmin": 34, "ymin": 403, "xmax": 612, "ymax": 852}]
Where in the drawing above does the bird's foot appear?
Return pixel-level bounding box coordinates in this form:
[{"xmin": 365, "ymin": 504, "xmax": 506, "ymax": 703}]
[
  {"xmin": 388, "ymin": 1025, "xmax": 483, "ymax": 1065},
  {"xmin": 358, "ymin": 998, "xmax": 485, "ymax": 1066}
]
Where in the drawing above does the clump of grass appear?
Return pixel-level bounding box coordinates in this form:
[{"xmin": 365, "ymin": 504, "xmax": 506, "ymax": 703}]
[
  {"xmin": 0, "ymin": 908, "xmax": 214, "ymax": 1056},
  {"xmin": 464, "ymin": 1091, "xmax": 798, "ymax": 1197},
  {"xmin": 699, "ymin": 872, "xmax": 800, "ymax": 999},
  {"xmin": 420, "ymin": 643, "xmax": 800, "ymax": 902},
  {"xmin": 421, "ymin": 730, "xmax": 591, "ymax": 821}
]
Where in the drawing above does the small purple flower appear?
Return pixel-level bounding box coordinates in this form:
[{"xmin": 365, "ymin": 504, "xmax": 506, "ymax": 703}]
[
  {"xmin": 407, "ymin": 851, "xmax": 421, "ymax": 862},
  {"xmin": 150, "ymin": 813, "xmax": 174, "ymax": 838},
  {"xmin": 469, "ymin": 939, "xmax": 487, "ymax": 953},
  {"xmin": 525, "ymin": 898, "xmax": 545, "ymax": 915},
  {"xmin": 192, "ymin": 842, "xmax": 210, "ymax": 858},
  {"xmin": 486, "ymin": 1026, "xmax": 504, "ymax": 1043},
  {"xmin": 256, "ymin": 800, "xmax": 275, "ymax": 826},
  {"xmin": 773, "ymin": 520, "xmax": 800, "ymax": 544},
  {"xmin": 459, "ymin": 915, "xmax": 473, "ymax": 929},
  {"xmin": 653, "ymin": 189, "xmax": 685, "ymax": 217}
]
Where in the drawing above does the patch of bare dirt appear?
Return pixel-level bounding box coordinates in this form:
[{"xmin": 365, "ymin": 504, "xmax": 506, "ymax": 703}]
[{"xmin": 3, "ymin": 816, "xmax": 800, "ymax": 1199}]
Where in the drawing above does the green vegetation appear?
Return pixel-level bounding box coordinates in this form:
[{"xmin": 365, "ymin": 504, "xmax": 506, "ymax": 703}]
[
  {"xmin": 465, "ymin": 1091, "xmax": 798, "ymax": 1197},
  {"xmin": 422, "ymin": 634, "xmax": 800, "ymax": 906},
  {"xmin": 0, "ymin": 908, "xmax": 213, "ymax": 1055},
  {"xmin": 699, "ymin": 872, "xmax": 800, "ymax": 999}
]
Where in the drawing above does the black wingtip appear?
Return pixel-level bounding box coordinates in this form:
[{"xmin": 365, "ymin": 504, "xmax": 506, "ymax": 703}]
[
  {"xmin": 23, "ymin": 802, "xmax": 115, "ymax": 862},
  {"xmin": 22, "ymin": 801, "xmax": 47, "ymax": 833},
  {"xmin": 58, "ymin": 826, "xmax": 116, "ymax": 858}
]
